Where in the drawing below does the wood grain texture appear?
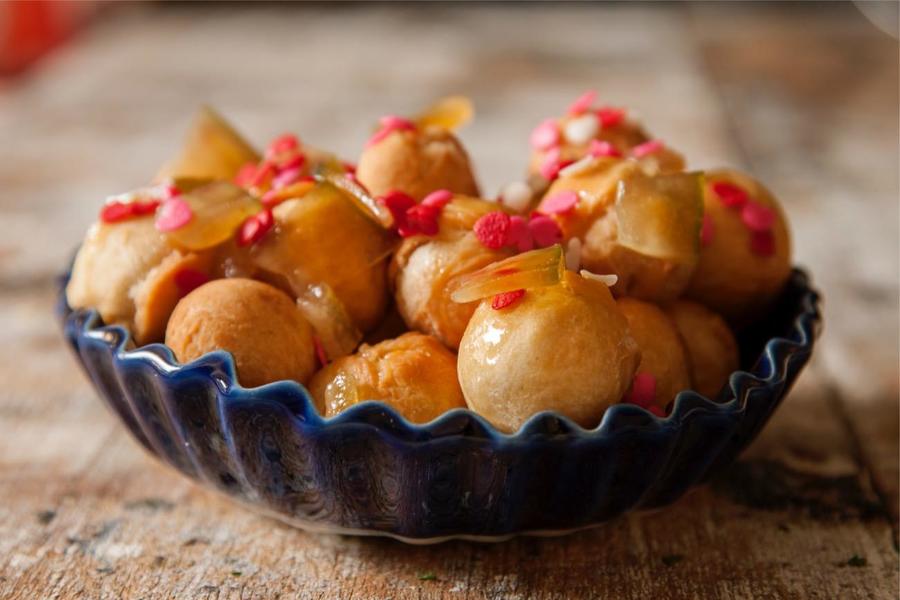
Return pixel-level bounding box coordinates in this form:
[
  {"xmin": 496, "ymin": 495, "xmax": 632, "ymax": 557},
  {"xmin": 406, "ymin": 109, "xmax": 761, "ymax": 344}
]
[{"xmin": 0, "ymin": 3, "xmax": 897, "ymax": 598}]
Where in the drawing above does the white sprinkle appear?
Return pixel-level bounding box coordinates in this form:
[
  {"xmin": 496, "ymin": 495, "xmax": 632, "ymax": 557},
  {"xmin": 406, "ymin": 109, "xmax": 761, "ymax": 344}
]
[
  {"xmin": 564, "ymin": 113, "xmax": 599, "ymax": 145},
  {"xmin": 580, "ymin": 269, "xmax": 618, "ymax": 287},
  {"xmin": 565, "ymin": 238, "xmax": 582, "ymax": 271},
  {"xmin": 558, "ymin": 154, "xmax": 599, "ymax": 178},
  {"xmin": 499, "ymin": 181, "xmax": 533, "ymax": 213}
]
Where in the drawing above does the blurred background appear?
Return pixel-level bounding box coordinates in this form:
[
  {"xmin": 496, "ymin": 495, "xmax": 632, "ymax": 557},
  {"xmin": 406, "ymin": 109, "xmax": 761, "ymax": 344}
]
[{"xmin": 0, "ymin": 2, "xmax": 897, "ymax": 596}]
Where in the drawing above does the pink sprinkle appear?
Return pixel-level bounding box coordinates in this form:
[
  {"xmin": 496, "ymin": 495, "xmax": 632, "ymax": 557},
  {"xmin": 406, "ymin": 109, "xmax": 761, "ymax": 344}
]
[
  {"xmin": 537, "ymin": 190, "xmax": 579, "ymax": 216},
  {"xmin": 272, "ymin": 167, "xmax": 302, "ymax": 190},
  {"xmin": 473, "ymin": 211, "xmax": 512, "ymax": 249},
  {"xmin": 491, "ymin": 289, "xmax": 526, "ymax": 310},
  {"xmin": 267, "ymin": 133, "xmax": 299, "ymax": 157},
  {"xmin": 278, "ymin": 153, "xmax": 306, "ymax": 172},
  {"xmin": 421, "ymin": 189, "xmax": 454, "ymax": 208},
  {"xmin": 155, "ymin": 198, "xmax": 193, "ymax": 232},
  {"xmin": 711, "ymin": 181, "xmax": 748, "ymax": 209},
  {"xmin": 405, "ymin": 203, "xmax": 441, "ymax": 236},
  {"xmin": 700, "ymin": 213, "xmax": 715, "ymax": 246},
  {"xmin": 249, "ymin": 160, "xmax": 275, "ymax": 187},
  {"xmin": 567, "ymin": 90, "xmax": 597, "ymax": 116},
  {"xmin": 741, "ymin": 201, "xmax": 776, "ymax": 232},
  {"xmin": 589, "ymin": 139, "xmax": 622, "ymax": 158},
  {"xmin": 539, "ymin": 147, "xmax": 563, "ymax": 180},
  {"xmin": 596, "ymin": 107, "xmax": 626, "ymax": 128},
  {"xmin": 631, "ymin": 139, "xmax": 664, "ymax": 158},
  {"xmin": 163, "ymin": 184, "xmax": 181, "ymax": 199},
  {"xmin": 625, "ymin": 372, "xmax": 657, "ymax": 409},
  {"xmin": 507, "ymin": 215, "xmax": 534, "ymax": 252},
  {"xmin": 529, "ymin": 118, "xmax": 561, "ymax": 151},
  {"xmin": 365, "ymin": 115, "xmax": 416, "ymax": 148},
  {"xmin": 234, "ymin": 162, "xmax": 258, "ymax": 187},
  {"xmin": 528, "ymin": 215, "xmax": 563, "ymax": 248},
  {"xmin": 750, "ymin": 230, "xmax": 776, "ymax": 257}
]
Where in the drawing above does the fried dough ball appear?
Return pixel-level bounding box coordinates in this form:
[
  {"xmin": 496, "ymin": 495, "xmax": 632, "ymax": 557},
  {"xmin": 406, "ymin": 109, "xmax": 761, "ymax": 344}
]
[
  {"xmin": 457, "ymin": 272, "xmax": 640, "ymax": 432},
  {"xmin": 616, "ymin": 298, "xmax": 691, "ymax": 408},
  {"xmin": 256, "ymin": 186, "xmax": 391, "ymax": 332},
  {"xmin": 686, "ymin": 169, "xmax": 792, "ymax": 324},
  {"xmin": 666, "ymin": 300, "xmax": 739, "ymax": 398},
  {"xmin": 543, "ymin": 159, "xmax": 696, "ymax": 303},
  {"xmin": 66, "ymin": 216, "xmax": 215, "ymax": 345},
  {"xmin": 390, "ymin": 196, "xmax": 514, "ymax": 350},
  {"xmin": 308, "ymin": 332, "xmax": 466, "ymax": 423},
  {"xmin": 356, "ymin": 127, "xmax": 479, "ymax": 201},
  {"xmin": 165, "ymin": 278, "xmax": 316, "ymax": 388}
]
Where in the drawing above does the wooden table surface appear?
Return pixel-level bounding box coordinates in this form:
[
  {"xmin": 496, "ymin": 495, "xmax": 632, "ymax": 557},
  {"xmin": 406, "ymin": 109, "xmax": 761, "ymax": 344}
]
[{"xmin": 1, "ymin": 3, "xmax": 897, "ymax": 598}]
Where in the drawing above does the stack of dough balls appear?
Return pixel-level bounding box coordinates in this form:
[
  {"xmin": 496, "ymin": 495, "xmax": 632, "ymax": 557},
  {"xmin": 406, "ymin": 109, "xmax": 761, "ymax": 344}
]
[{"xmin": 66, "ymin": 93, "xmax": 794, "ymax": 432}]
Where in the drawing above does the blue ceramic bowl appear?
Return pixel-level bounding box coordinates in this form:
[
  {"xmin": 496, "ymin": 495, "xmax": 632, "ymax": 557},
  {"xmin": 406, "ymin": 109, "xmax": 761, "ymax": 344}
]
[{"xmin": 57, "ymin": 268, "xmax": 820, "ymax": 543}]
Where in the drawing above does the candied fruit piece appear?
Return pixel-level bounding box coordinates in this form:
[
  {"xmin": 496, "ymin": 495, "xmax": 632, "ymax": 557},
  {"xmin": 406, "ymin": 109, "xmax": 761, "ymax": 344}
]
[
  {"xmin": 451, "ymin": 245, "xmax": 565, "ymax": 303},
  {"xmin": 164, "ymin": 182, "xmax": 262, "ymax": 251},
  {"xmin": 415, "ymin": 96, "xmax": 474, "ymax": 131}
]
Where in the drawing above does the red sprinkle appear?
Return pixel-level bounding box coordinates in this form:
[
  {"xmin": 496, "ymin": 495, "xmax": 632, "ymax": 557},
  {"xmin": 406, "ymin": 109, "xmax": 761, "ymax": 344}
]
[
  {"xmin": 537, "ymin": 190, "xmax": 579, "ymax": 216},
  {"xmin": 473, "ymin": 211, "xmax": 512, "ymax": 250},
  {"xmin": 272, "ymin": 167, "xmax": 303, "ymax": 190},
  {"xmin": 267, "ymin": 133, "xmax": 300, "ymax": 157},
  {"xmin": 421, "ymin": 189, "xmax": 454, "ymax": 208},
  {"xmin": 174, "ymin": 268, "xmax": 211, "ymax": 297},
  {"xmin": 312, "ymin": 336, "xmax": 329, "ymax": 367},
  {"xmin": 567, "ymin": 90, "xmax": 597, "ymax": 116},
  {"xmin": 596, "ymin": 107, "xmax": 626, "ymax": 128},
  {"xmin": 405, "ymin": 203, "xmax": 441, "ymax": 236},
  {"xmin": 700, "ymin": 213, "xmax": 715, "ymax": 246},
  {"xmin": 491, "ymin": 289, "xmax": 525, "ymax": 310},
  {"xmin": 749, "ymin": 230, "xmax": 776, "ymax": 257},
  {"xmin": 507, "ymin": 215, "xmax": 534, "ymax": 252},
  {"xmin": 377, "ymin": 190, "xmax": 417, "ymax": 232},
  {"xmin": 236, "ymin": 209, "xmax": 274, "ymax": 246},
  {"xmin": 631, "ymin": 139, "xmax": 664, "ymax": 158},
  {"xmin": 249, "ymin": 160, "xmax": 275, "ymax": 188},
  {"xmin": 741, "ymin": 201, "xmax": 776, "ymax": 232},
  {"xmin": 155, "ymin": 198, "xmax": 193, "ymax": 232},
  {"xmin": 589, "ymin": 139, "xmax": 622, "ymax": 158},
  {"xmin": 625, "ymin": 372, "xmax": 657, "ymax": 409},
  {"xmin": 100, "ymin": 200, "xmax": 161, "ymax": 224},
  {"xmin": 528, "ymin": 215, "xmax": 563, "ymax": 248},
  {"xmin": 366, "ymin": 115, "xmax": 417, "ymax": 148},
  {"xmin": 529, "ymin": 118, "xmax": 561, "ymax": 151},
  {"xmin": 277, "ymin": 153, "xmax": 306, "ymax": 172},
  {"xmin": 234, "ymin": 162, "xmax": 259, "ymax": 187},
  {"xmin": 343, "ymin": 161, "xmax": 357, "ymax": 174},
  {"xmin": 711, "ymin": 181, "xmax": 748, "ymax": 209}
]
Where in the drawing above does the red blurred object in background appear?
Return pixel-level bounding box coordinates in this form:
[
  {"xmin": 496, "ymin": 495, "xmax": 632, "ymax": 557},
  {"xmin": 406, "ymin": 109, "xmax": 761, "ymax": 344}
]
[{"xmin": 0, "ymin": 0, "xmax": 99, "ymax": 76}]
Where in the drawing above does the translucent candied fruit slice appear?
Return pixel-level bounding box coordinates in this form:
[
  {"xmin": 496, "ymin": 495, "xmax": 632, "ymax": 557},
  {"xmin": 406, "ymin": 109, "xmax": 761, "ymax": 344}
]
[
  {"xmin": 156, "ymin": 106, "xmax": 260, "ymax": 182},
  {"xmin": 165, "ymin": 182, "xmax": 262, "ymax": 251},
  {"xmin": 615, "ymin": 171, "xmax": 704, "ymax": 262},
  {"xmin": 415, "ymin": 96, "xmax": 474, "ymax": 131},
  {"xmin": 314, "ymin": 164, "xmax": 393, "ymax": 228},
  {"xmin": 451, "ymin": 245, "xmax": 564, "ymax": 304}
]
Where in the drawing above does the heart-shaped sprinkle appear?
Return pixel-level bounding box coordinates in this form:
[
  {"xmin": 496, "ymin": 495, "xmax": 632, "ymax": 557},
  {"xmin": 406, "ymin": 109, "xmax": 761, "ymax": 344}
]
[
  {"xmin": 631, "ymin": 139, "xmax": 664, "ymax": 158},
  {"xmin": 589, "ymin": 139, "xmax": 622, "ymax": 158},
  {"xmin": 537, "ymin": 190, "xmax": 578, "ymax": 216},
  {"xmin": 596, "ymin": 107, "xmax": 625, "ymax": 128},
  {"xmin": 100, "ymin": 200, "xmax": 161, "ymax": 224},
  {"xmin": 366, "ymin": 115, "xmax": 417, "ymax": 148},
  {"xmin": 377, "ymin": 190, "xmax": 417, "ymax": 232},
  {"xmin": 741, "ymin": 201, "xmax": 776, "ymax": 232},
  {"xmin": 155, "ymin": 198, "xmax": 193, "ymax": 232},
  {"xmin": 272, "ymin": 167, "xmax": 303, "ymax": 190},
  {"xmin": 625, "ymin": 372, "xmax": 657, "ymax": 408},
  {"xmin": 236, "ymin": 209, "xmax": 274, "ymax": 247},
  {"xmin": 491, "ymin": 289, "xmax": 525, "ymax": 310},
  {"xmin": 711, "ymin": 181, "xmax": 748, "ymax": 208},
  {"xmin": 473, "ymin": 211, "xmax": 512, "ymax": 249},
  {"xmin": 506, "ymin": 215, "xmax": 534, "ymax": 252},
  {"xmin": 174, "ymin": 268, "xmax": 211, "ymax": 297},
  {"xmin": 700, "ymin": 213, "xmax": 715, "ymax": 246},
  {"xmin": 528, "ymin": 215, "xmax": 563, "ymax": 247},
  {"xmin": 529, "ymin": 118, "xmax": 561, "ymax": 151},
  {"xmin": 234, "ymin": 162, "xmax": 259, "ymax": 187},
  {"xmin": 539, "ymin": 147, "xmax": 563, "ymax": 180},
  {"xmin": 567, "ymin": 90, "xmax": 597, "ymax": 116},
  {"xmin": 406, "ymin": 203, "xmax": 441, "ymax": 236},
  {"xmin": 421, "ymin": 189, "xmax": 454, "ymax": 208},
  {"xmin": 267, "ymin": 133, "xmax": 299, "ymax": 157}
]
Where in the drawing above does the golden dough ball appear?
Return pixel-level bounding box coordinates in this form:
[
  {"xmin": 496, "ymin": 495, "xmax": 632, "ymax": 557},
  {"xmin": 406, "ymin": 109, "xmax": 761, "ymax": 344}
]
[
  {"xmin": 666, "ymin": 300, "xmax": 739, "ymax": 398},
  {"xmin": 616, "ymin": 298, "xmax": 691, "ymax": 408},
  {"xmin": 165, "ymin": 278, "xmax": 316, "ymax": 388},
  {"xmin": 356, "ymin": 127, "xmax": 479, "ymax": 201},
  {"xmin": 686, "ymin": 169, "xmax": 792, "ymax": 324},
  {"xmin": 66, "ymin": 216, "xmax": 174, "ymax": 336},
  {"xmin": 457, "ymin": 272, "xmax": 640, "ymax": 432},
  {"xmin": 391, "ymin": 231, "xmax": 512, "ymax": 350},
  {"xmin": 580, "ymin": 209, "xmax": 696, "ymax": 304},
  {"xmin": 308, "ymin": 332, "xmax": 466, "ymax": 424},
  {"xmin": 259, "ymin": 187, "xmax": 391, "ymax": 332}
]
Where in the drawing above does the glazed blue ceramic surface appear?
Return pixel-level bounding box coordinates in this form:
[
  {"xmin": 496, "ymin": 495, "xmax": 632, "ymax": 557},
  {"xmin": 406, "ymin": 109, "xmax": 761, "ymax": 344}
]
[{"xmin": 57, "ymin": 268, "xmax": 821, "ymax": 542}]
